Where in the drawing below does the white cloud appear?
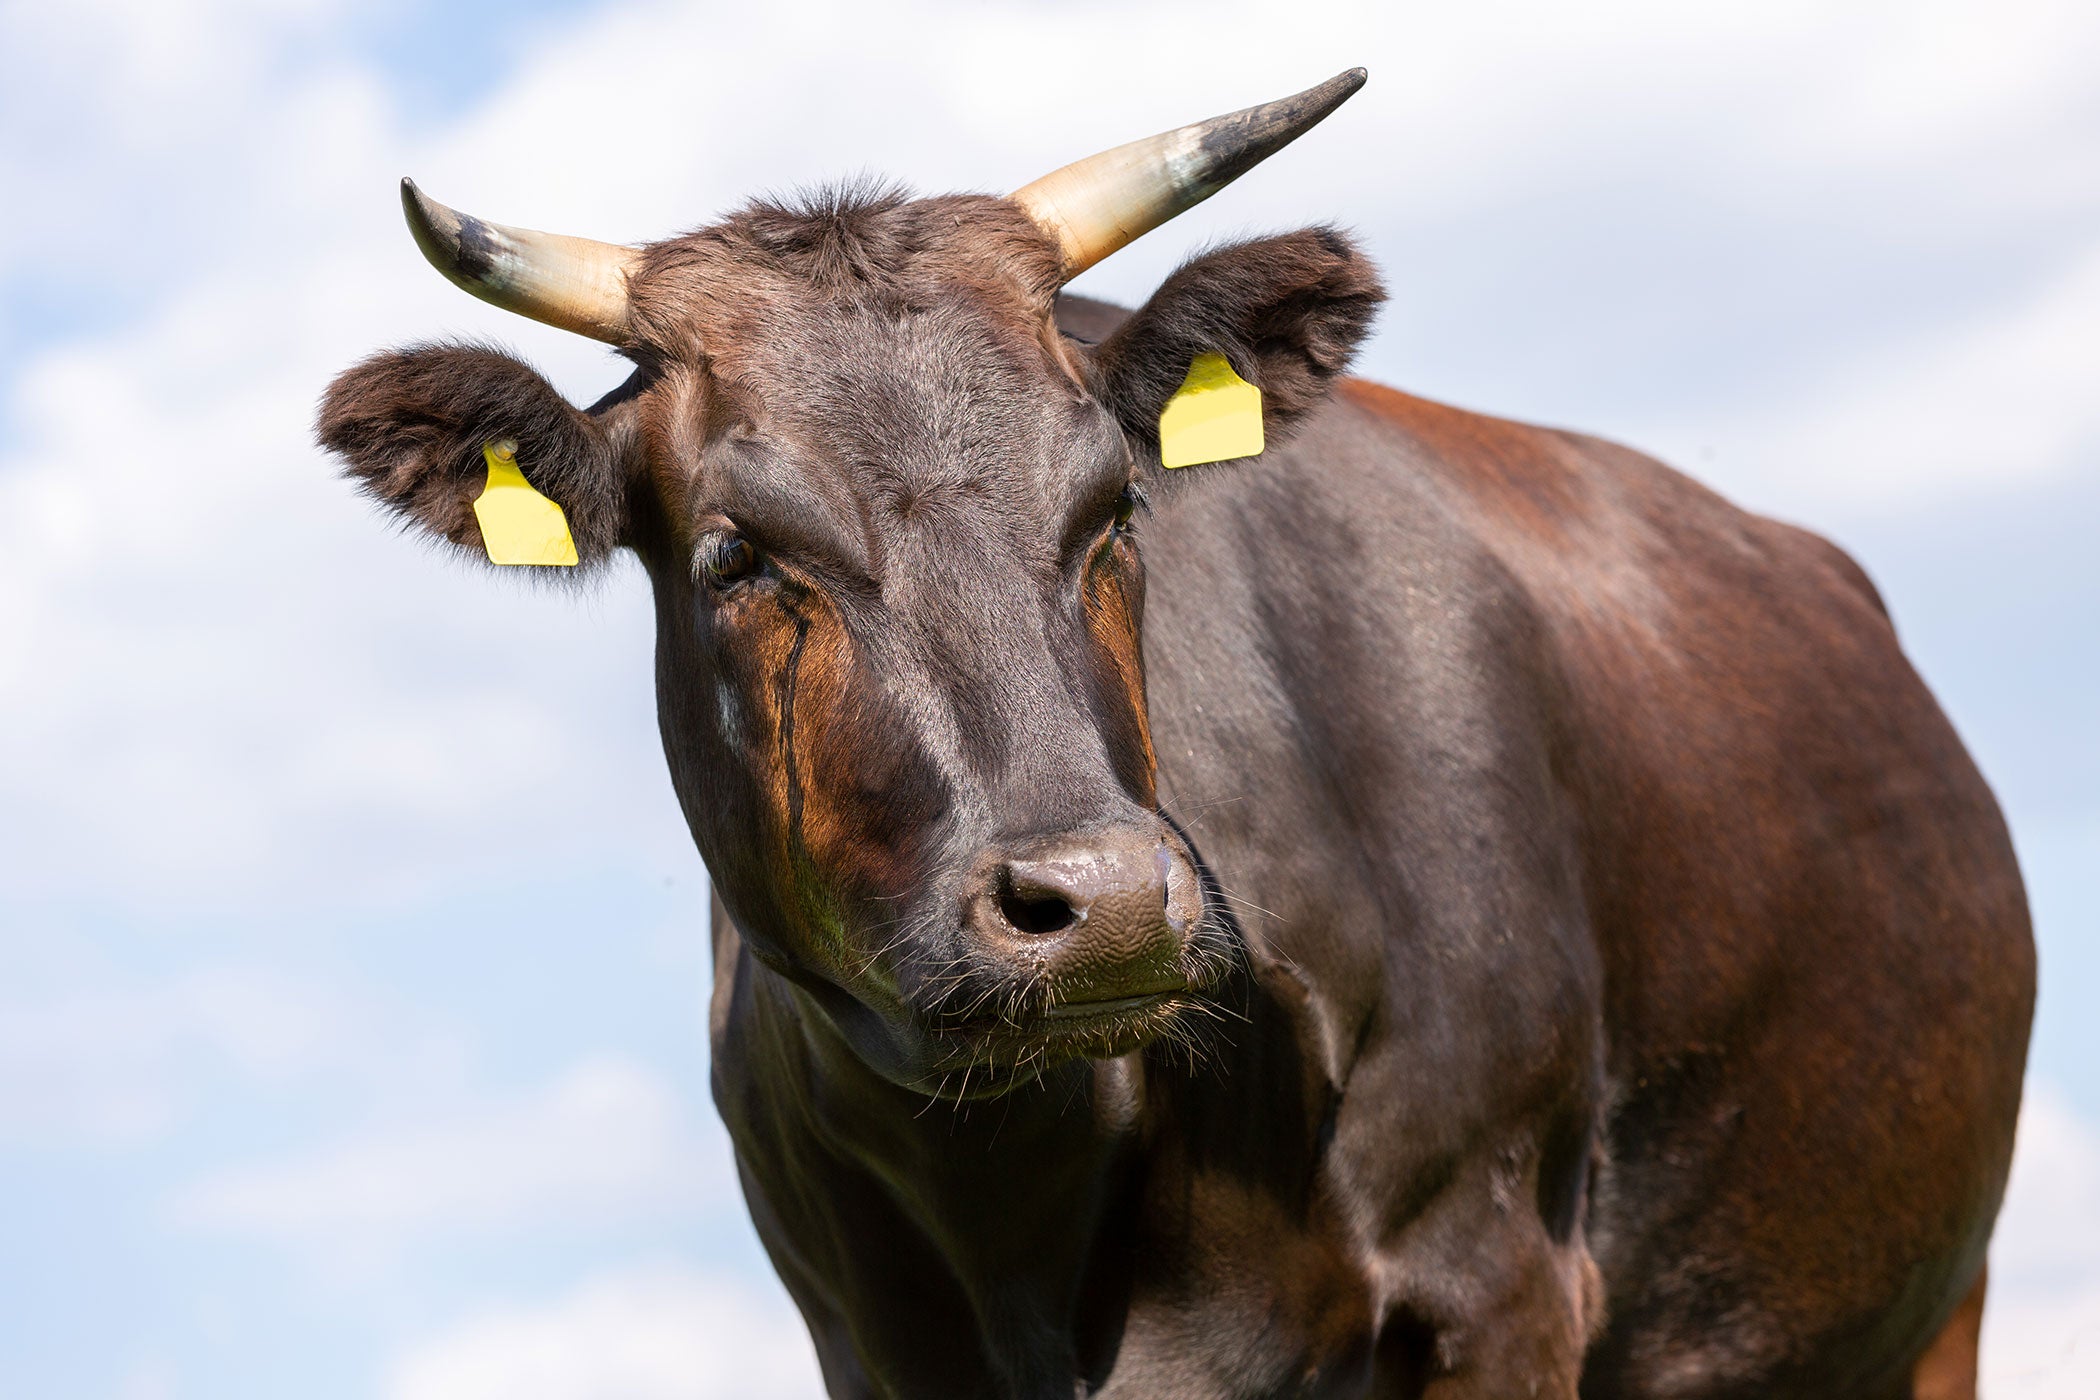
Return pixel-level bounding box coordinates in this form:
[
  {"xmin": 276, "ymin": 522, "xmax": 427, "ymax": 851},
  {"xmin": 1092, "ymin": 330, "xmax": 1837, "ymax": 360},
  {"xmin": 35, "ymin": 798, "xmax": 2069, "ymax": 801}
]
[
  {"xmin": 173, "ymin": 1055, "xmax": 735, "ymax": 1267},
  {"xmin": 1655, "ymin": 239, "xmax": 2100, "ymax": 515},
  {"xmin": 1983, "ymin": 1083, "xmax": 2100, "ymax": 1398},
  {"xmin": 1994, "ymin": 1084, "xmax": 2100, "ymax": 1290},
  {"xmin": 116, "ymin": 1357, "xmax": 179, "ymax": 1400},
  {"xmin": 0, "ymin": 965, "xmax": 426, "ymax": 1145},
  {"xmin": 384, "ymin": 1263, "xmax": 820, "ymax": 1400},
  {"xmin": 1986, "ymin": 1284, "xmax": 2100, "ymax": 1400}
]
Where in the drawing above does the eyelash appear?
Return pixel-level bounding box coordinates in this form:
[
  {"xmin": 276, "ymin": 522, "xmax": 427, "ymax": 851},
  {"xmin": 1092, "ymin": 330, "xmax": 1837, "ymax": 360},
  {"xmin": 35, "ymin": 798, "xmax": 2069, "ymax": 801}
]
[{"xmin": 1114, "ymin": 483, "xmax": 1148, "ymax": 533}]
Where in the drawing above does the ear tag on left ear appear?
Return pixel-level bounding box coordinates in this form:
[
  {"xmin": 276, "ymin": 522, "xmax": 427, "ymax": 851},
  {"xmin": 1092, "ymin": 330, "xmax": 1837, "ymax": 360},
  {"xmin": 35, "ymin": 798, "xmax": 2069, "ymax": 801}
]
[
  {"xmin": 1159, "ymin": 352, "xmax": 1264, "ymax": 469},
  {"xmin": 473, "ymin": 440, "xmax": 578, "ymax": 567}
]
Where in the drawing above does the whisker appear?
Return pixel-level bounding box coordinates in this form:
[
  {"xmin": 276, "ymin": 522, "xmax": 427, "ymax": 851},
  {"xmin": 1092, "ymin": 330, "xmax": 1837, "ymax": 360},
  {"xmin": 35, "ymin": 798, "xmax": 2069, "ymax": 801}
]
[{"xmin": 1212, "ymin": 886, "xmax": 1286, "ymax": 924}]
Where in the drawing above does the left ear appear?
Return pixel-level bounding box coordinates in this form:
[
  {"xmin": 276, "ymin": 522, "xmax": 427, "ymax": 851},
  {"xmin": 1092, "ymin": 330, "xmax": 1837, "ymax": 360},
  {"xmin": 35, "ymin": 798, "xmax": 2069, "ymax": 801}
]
[
  {"xmin": 1090, "ymin": 228, "xmax": 1386, "ymax": 459},
  {"xmin": 316, "ymin": 341, "xmax": 633, "ymax": 568}
]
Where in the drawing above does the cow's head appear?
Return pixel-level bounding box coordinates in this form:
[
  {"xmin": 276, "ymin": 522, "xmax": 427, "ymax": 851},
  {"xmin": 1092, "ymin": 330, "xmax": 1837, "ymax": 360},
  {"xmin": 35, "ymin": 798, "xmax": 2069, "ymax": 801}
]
[{"xmin": 319, "ymin": 72, "xmax": 1383, "ymax": 1095}]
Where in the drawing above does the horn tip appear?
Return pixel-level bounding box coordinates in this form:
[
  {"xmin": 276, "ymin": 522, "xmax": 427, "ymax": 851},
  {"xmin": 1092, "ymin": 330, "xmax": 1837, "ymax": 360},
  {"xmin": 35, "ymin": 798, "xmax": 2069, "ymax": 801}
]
[
  {"xmin": 399, "ymin": 177, "xmax": 438, "ymax": 232},
  {"xmin": 1309, "ymin": 67, "xmax": 1368, "ymax": 112},
  {"xmin": 398, "ymin": 177, "xmax": 466, "ymax": 284},
  {"xmin": 1275, "ymin": 67, "xmax": 1366, "ymax": 136}
]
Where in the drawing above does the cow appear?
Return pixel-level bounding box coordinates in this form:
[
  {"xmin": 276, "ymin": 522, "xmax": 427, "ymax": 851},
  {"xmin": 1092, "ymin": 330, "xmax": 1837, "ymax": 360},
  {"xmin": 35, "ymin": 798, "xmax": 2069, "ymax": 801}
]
[{"xmin": 318, "ymin": 69, "xmax": 2034, "ymax": 1399}]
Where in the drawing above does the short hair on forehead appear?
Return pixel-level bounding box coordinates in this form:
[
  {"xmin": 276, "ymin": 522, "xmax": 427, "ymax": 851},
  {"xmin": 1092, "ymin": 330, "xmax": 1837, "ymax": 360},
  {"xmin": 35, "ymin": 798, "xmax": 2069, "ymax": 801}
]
[
  {"xmin": 624, "ymin": 182, "xmax": 1066, "ymax": 356},
  {"xmin": 700, "ymin": 325, "xmax": 1121, "ymax": 540}
]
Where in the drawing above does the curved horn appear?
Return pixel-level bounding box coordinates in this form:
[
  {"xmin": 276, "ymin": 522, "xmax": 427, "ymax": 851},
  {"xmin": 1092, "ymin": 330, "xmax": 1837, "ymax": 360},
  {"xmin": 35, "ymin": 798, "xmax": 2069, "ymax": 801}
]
[
  {"xmin": 400, "ymin": 179, "xmax": 641, "ymax": 345},
  {"xmin": 1011, "ymin": 68, "xmax": 1367, "ymax": 280}
]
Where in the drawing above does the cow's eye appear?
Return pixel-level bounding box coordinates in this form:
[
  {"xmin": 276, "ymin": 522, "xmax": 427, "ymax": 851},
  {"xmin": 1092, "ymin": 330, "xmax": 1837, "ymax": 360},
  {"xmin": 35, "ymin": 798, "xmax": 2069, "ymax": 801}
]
[
  {"xmin": 1112, "ymin": 486, "xmax": 1140, "ymax": 533},
  {"xmin": 700, "ymin": 533, "xmax": 758, "ymax": 589}
]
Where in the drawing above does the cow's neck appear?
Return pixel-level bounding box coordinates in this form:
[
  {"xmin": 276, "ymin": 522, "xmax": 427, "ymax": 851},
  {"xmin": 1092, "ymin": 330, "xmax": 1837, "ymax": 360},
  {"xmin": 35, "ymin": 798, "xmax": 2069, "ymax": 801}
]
[{"xmin": 754, "ymin": 958, "xmax": 1153, "ymax": 1383}]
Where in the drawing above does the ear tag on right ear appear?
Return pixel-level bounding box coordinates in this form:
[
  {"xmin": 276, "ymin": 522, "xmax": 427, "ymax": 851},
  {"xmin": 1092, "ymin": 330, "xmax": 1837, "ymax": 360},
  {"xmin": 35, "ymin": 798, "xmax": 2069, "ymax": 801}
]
[
  {"xmin": 1159, "ymin": 353, "xmax": 1264, "ymax": 469},
  {"xmin": 473, "ymin": 440, "xmax": 578, "ymax": 567}
]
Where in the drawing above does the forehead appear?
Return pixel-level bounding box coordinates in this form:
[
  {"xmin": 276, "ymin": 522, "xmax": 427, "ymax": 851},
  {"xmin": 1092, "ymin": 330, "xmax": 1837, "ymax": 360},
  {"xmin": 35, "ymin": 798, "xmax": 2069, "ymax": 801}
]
[
  {"xmin": 733, "ymin": 298, "xmax": 1092, "ymax": 484},
  {"xmin": 628, "ymin": 189, "xmax": 1121, "ymax": 530}
]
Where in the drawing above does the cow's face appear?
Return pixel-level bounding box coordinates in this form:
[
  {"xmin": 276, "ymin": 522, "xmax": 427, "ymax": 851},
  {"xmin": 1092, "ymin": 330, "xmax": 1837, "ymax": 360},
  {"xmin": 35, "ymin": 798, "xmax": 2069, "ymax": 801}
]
[
  {"xmin": 318, "ymin": 80, "xmax": 1380, "ymax": 1095},
  {"xmin": 632, "ymin": 201, "xmax": 1193, "ymax": 1091}
]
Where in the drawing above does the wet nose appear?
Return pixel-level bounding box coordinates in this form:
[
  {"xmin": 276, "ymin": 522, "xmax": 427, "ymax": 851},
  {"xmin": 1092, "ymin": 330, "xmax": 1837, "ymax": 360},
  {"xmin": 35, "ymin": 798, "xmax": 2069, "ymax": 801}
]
[{"xmin": 977, "ymin": 827, "xmax": 1200, "ymax": 1005}]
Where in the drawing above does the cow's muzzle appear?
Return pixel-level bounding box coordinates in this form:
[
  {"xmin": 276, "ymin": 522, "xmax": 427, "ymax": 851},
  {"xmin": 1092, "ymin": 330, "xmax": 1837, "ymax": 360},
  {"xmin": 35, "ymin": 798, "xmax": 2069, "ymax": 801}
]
[{"xmin": 965, "ymin": 825, "xmax": 1202, "ymax": 1014}]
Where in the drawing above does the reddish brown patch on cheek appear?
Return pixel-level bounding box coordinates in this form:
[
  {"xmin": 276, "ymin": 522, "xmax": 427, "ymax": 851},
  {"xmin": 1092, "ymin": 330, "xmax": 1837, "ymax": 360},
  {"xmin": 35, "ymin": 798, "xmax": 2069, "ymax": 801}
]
[
  {"xmin": 706, "ymin": 587, "xmax": 862, "ymax": 974},
  {"xmin": 798, "ymin": 656, "xmax": 950, "ymax": 905},
  {"xmin": 714, "ymin": 593, "xmax": 805, "ymax": 870},
  {"xmin": 1082, "ymin": 541, "xmax": 1159, "ymax": 801},
  {"xmin": 734, "ymin": 588, "xmax": 937, "ymax": 923},
  {"xmin": 774, "ymin": 609, "xmax": 859, "ymax": 875}
]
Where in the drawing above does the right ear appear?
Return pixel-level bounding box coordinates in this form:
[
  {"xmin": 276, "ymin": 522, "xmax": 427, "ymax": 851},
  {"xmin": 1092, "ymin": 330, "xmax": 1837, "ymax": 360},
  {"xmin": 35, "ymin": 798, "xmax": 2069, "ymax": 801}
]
[{"xmin": 316, "ymin": 342, "xmax": 630, "ymax": 568}]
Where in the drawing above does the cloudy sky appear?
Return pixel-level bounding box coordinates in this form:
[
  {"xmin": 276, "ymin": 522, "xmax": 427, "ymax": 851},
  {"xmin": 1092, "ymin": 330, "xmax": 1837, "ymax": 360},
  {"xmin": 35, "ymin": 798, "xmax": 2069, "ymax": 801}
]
[{"xmin": 1, "ymin": 1, "xmax": 2094, "ymax": 1395}]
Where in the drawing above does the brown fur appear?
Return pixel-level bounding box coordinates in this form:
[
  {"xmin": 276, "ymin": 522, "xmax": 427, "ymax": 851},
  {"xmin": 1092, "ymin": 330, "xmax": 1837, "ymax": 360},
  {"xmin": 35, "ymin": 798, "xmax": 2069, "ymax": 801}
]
[{"xmin": 316, "ymin": 341, "xmax": 628, "ymax": 567}]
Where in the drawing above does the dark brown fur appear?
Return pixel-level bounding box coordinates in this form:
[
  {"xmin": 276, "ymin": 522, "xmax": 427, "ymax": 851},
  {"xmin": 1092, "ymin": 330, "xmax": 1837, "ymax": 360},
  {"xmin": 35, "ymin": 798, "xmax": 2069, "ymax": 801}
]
[
  {"xmin": 317, "ymin": 186, "xmax": 2033, "ymax": 1400},
  {"xmin": 318, "ymin": 341, "xmax": 628, "ymax": 566}
]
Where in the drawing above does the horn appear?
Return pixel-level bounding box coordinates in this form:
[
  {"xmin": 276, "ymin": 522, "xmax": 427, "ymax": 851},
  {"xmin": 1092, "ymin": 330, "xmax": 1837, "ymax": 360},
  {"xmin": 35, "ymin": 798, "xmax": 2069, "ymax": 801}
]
[
  {"xmin": 1011, "ymin": 68, "xmax": 1367, "ymax": 280},
  {"xmin": 399, "ymin": 178, "xmax": 641, "ymax": 345}
]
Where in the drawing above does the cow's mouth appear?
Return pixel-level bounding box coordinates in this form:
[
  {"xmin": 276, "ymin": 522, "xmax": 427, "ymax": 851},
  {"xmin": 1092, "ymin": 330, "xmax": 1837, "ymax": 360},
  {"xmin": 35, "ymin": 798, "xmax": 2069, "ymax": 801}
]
[
  {"xmin": 1043, "ymin": 989, "xmax": 1177, "ymax": 1021},
  {"xmin": 911, "ymin": 979, "xmax": 1216, "ymax": 1102},
  {"xmin": 1038, "ymin": 990, "xmax": 1202, "ymax": 1060},
  {"xmin": 1027, "ymin": 986, "xmax": 1191, "ymax": 1059}
]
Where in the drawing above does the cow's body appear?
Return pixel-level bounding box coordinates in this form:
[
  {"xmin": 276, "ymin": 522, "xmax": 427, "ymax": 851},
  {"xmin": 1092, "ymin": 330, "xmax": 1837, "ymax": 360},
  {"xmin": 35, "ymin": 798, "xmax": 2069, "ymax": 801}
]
[
  {"xmin": 706, "ymin": 299, "xmax": 2033, "ymax": 1399},
  {"xmin": 321, "ymin": 78, "xmax": 2034, "ymax": 1392}
]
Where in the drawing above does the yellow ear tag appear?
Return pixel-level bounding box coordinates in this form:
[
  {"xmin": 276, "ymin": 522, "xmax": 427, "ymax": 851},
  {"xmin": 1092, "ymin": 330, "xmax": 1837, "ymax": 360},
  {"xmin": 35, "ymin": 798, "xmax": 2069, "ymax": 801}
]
[
  {"xmin": 473, "ymin": 440, "xmax": 578, "ymax": 567},
  {"xmin": 1159, "ymin": 353, "xmax": 1264, "ymax": 469}
]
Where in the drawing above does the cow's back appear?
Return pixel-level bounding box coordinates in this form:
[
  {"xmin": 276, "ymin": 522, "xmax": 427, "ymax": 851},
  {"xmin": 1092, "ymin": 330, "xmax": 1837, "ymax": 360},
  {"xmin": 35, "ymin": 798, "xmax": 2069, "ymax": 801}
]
[{"xmin": 1137, "ymin": 376, "xmax": 2034, "ymax": 1396}]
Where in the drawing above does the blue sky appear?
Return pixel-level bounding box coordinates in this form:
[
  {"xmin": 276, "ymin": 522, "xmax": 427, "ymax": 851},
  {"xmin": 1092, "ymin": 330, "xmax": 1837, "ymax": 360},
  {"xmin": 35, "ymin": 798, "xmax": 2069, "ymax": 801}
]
[{"xmin": 1, "ymin": 2, "xmax": 2094, "ymax": 1396}]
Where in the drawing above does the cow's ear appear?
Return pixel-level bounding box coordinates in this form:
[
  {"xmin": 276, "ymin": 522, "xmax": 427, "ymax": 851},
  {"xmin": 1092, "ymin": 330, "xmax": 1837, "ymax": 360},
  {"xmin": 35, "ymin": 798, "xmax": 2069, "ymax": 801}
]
[
  {"xmin": 1091, "ymin": 228, "xmax": 1385, "ymax": 461},
  {"xmin": 316, "ymin": 342, "xmax": 631, "ymax": 568}
]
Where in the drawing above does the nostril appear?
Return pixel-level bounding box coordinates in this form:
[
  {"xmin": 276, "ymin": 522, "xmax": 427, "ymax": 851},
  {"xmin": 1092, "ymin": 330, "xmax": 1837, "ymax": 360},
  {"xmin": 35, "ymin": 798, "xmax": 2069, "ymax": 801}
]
[{"xmin": 999, "ymin": 889, "xmax": 1080, "ymax": 937}]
